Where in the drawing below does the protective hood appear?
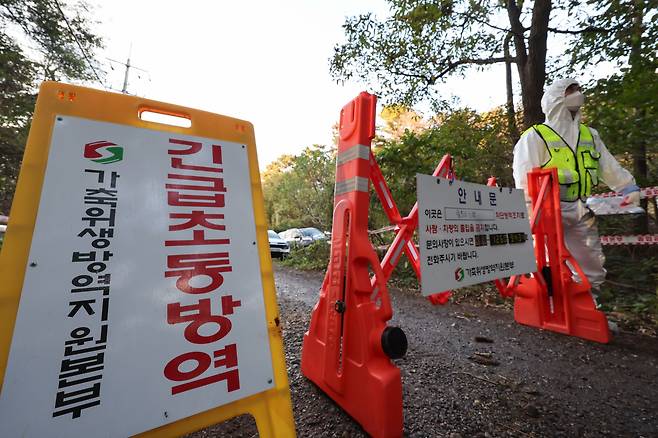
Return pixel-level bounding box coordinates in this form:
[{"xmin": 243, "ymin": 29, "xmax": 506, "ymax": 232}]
[{"xmin": 540, "ymin": 78, "xmax": 582, "ymax": 148}]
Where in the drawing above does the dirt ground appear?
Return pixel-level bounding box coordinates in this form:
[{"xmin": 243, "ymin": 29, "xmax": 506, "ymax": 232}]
[{"xmin": 193, "ymin": 265, "xmax": 658, "ymax": 438}]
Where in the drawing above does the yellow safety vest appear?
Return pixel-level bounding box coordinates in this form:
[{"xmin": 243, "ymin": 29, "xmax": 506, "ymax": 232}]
[{"xmin": 524, "ymin": 124, "xmax": 601, "ymax": 202}]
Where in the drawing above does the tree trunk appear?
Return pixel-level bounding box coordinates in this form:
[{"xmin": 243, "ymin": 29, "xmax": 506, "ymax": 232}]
[
  {"xmin": 629, "ymin": 0, "xmax": 649, "ymax": 233},
  {"xmin": 507, "ymin": 0, "xmax": 552, "ymax": 129},
  {"xmin": 504, "ymin": 32, "xmax": 520, "ymax": 144},
  {"xmin": 632, "ymin": 132, "xmax": 649, "ymax": 233}
]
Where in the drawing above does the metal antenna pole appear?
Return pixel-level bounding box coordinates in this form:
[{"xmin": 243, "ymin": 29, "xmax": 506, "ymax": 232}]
[
  {"xmin": 121, "ymin": 44, "xmax": 132, "ymax": 94},
  {"xmin": 107, "ymin": 43, "xmax": 150, "ymax": 95}
]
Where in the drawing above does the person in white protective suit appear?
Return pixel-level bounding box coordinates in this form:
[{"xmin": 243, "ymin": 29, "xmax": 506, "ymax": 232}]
[{"xmin": 512, "ymin": 78, "xmax": 640, "ymax": 304}]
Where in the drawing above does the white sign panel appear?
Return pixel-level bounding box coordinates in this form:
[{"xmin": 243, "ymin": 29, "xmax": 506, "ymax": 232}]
[
  {"xmin": 417, "ymin": 174, "xmax": 536, "ymax": 294},
  {"xmin": 0, "ymin": 116, "xmax": 273, "ymax": 436}
]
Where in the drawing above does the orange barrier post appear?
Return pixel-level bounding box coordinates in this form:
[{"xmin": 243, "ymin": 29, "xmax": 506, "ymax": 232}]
[
  {"xmin": 497, "ymin": 168, "xmax": 610, "ymax": 343},
  {"xmin": 301, "ymin": 92, "xmax": 407, "ymax": 438},
  {"xmin": 370, "ymin": 153, "xmax": 455, "ymax": 305}
]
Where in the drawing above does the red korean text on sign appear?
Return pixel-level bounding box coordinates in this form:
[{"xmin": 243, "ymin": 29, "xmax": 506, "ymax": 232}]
[{"xmin": 162, "ymin": 138, "xmax": 242, "ymax": 395}]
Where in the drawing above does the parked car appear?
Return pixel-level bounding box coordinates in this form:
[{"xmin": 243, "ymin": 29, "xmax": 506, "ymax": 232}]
[
  {"xmin": 279, "ymin": 227, "xmax": 328, "ymax": 248},
  {"xmin": 268, "ymin": 230, "xmax": 290, "ymax": 259},
  {"xmin": 0, "ymin": 215, "xmax": 7, "ymax": 243}
]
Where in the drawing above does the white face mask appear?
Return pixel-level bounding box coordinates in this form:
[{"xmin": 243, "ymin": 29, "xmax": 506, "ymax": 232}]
[{"xmin": 564, "ymin": 91, "xmax": 585, "ymax": 112}]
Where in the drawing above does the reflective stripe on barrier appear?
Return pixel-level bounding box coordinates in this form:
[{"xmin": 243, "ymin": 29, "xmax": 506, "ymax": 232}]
[
  {"xmin": 335, "ymin": 144, "xmax": 370, "ymax": 165},
  {"xmin": 334, "ymin": 176, "xmax": 369, "ymax": 196}
]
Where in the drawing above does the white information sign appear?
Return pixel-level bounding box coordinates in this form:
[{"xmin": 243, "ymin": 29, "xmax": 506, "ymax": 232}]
[
  {"xmin": 417, "ymin": 174, "xmax": 537, "ymax": 294},
  {"xmin": 0, "ymin": 116, "xmax": 273, "ymax": 436}
]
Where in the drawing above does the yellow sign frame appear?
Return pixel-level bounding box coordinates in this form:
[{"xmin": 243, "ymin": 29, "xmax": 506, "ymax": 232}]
[{"xmin": 0, "ymin": 81, "xmax": 295, "ymax": 437}]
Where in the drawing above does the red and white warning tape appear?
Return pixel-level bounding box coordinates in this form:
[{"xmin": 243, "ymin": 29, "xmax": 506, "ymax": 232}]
[
  {"xmin": 369, "ymin": 225, "xmax": 396, "ymax": 235},
  {"xmin": 373, "ymin": 235, "xmax": 658, "ymax": 248},
  {"xmin": 600, "ymin": 234, "xmax": 658, "ymax": 245},
  {"xmin": 591, "ymin": 186, "xmax": 658, "ymax": 199}
]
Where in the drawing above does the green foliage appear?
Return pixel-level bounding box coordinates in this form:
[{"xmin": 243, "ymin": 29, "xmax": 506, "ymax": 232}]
[
  {"xmin": 262, "ymin": 145, "xmax": 335, "ymax": 231},
  {"xmin": 369, "ymin": 106, "xmax": 515, "ymax": 229},
  {"xmin": 330, "ymin": 0, "xmax": 657, "ymax": 109},
  {"xmin": 272, "ymin": 105, "xmax": 657, "ymax": 323},
  {"xmin": 279, "ymin": 241, "xmax": 331, "ymax": 271},
  {"xmin": 595, "ymin": 212, "xmax": 658, "ymax": 321},
  {"xmin": 583, "ymin": 49, "xmax": 658, "ymax": 235},
  {"xmin": 331, "ymin": 0, "xmax": 502, "ymax": 107},
  {"xmin": 584, "ymin": 66, "xmax": 658, "ymax": 187},
  {"xmin": 0, "ymin": 0, "xmax": 104, "ymax": 214},
  {"xmin": 576, "ymin": 0, "xmax": 657, "ymax": 188},
  {"xmin": 276, "ymin": 107, "xmax": 519, "ymax": 274},
  {"xmin": 1, "ymin": 0, "xmax": 104, "ymax": 81},
  {"xmin": 569, "ymin": 0, "xmax": 658, "ymax": 69},
  {"xmin": 331, "ymin": 0, "xmax": 658, "ymax": 131}
]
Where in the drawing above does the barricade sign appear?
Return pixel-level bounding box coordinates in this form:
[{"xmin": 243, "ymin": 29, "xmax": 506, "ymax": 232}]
[
  {"xmin": 0, "ymin": 82, "xmax": 295, "ymax": 437},
  {"xmin": 417, "ymin": 175, "xmax": 536, "ymax": 294}
]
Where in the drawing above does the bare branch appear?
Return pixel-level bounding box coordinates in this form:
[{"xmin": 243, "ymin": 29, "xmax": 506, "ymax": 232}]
[
  {"xmin": 390, "ymin": 69, "xmax": 435, "ymax": 83},
  {"xmin": 434, "ymin": 56, "xmax": 515, "ymax": 81},
  {"xmin": 548, "ymin": 26, "xmax": 619, "ymax": 35},
  {"xmin": 453, "ymin": 11, "xmax": 521, "ymax": 38}
]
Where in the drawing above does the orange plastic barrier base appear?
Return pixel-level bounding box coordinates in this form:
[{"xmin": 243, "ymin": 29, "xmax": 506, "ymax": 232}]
[
  {"xmin": 504, "ymin": 168, "xmax": 610, "ymax": 343},
  {"xmin": 514, "ymin": 276, "xmax": 610, "ymax": 343},
  {"xmin": 301, "ymin": 92, "xmax": 405, "ymax": 438}
]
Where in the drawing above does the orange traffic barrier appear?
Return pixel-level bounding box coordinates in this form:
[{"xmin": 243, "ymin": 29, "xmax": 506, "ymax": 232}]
[
  {"xmin": 493, "ymin": 168, "xmax": 610, "ymax": 343},
  {"xmin": 301, "ymin": 92, "xmax": 407, "ymax": 438},
  {"xmin": 370, "ymin": 151, "xmax": 455, "ymax": 304}
]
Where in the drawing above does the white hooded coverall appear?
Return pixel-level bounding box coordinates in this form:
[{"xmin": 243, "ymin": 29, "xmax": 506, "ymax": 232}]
[{"xmin": 512, "ymin": 78, "xmax": 637, "ymax": 290}]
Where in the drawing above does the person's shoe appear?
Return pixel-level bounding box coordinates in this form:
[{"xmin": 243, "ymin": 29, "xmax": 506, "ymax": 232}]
[
  {"xmin": 607, "ymin": 320, "xmax": 619, "ymax": 335},
  {"xmin": 591, "ymin": 288, "xmax": 602, "ymax": 310}
]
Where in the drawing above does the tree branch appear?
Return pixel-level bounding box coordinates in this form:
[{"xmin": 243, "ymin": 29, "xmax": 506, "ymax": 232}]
[
  {"xmin": 434, "ymin": 56, "xmax": 515, "ymax": 81},
  {"xmin": 507, "ymin": 0, "xmax": 527, "ymax": 65},
  {"xmin": 390, "ymin": 69, "xmax": 435, "ymax": 83},
  {"xmin": 504, "ymin": 32, "xmax": 520, "ymax": 144},
  {"xmin": 1, "ymin": 6, "xmax": 34, "ymax": 41},
  {"xmin": 454, "ymin": 11, "xmax": 522, "ymax": 38},
  {"xmin": 548, "ymin": 26, "xmax": 619, "ymax": 35}
]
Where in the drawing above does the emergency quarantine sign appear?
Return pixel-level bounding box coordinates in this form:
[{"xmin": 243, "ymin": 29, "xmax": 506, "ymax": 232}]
[
  {"xmin": 417, "ymin": 174, "xmax": 537, "ymax": 294},
  {"xmin": 0, "ymin": 82, "xmax": 295, "ymax": 437}
]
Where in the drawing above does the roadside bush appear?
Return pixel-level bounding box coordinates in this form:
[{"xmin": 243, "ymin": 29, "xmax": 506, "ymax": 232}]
[{"xmin": 280, "ymin": 241, "xmax": 331, "ymax": 271}]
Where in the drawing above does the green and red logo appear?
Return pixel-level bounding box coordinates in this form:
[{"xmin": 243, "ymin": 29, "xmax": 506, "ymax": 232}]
[
  {"xmin": 84, "ymin": 141, "xmax": 123, "ymax": 164},
  {"xmin": 454, "ymin": 267, "xmax": 465, "ymax": 282}
]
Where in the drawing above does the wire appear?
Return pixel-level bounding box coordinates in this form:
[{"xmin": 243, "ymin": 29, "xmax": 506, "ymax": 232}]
[
  {"xmin": 53, "ymin": 0, "xmax": 106, "ymax": 88},
  {"xmin": 106, "ymin": 55, "xmax": 153, "ymax": 92}
]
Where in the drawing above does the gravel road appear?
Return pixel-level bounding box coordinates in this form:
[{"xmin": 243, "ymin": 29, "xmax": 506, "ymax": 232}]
[{"xmin": 193, "ymin": 265, "xmax": 658, "ymax": 438}]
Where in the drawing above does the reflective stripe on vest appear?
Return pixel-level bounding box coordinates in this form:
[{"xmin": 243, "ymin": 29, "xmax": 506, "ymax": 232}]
[{"xmin": 524, "ymin": 124, "xmax": 601, "ymax": 202}]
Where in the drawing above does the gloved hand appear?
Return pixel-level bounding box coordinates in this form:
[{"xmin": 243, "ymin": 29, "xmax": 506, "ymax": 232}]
[{"xmin": 619, "ymin": 184, "xmax": 641, "ymax": 207}]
